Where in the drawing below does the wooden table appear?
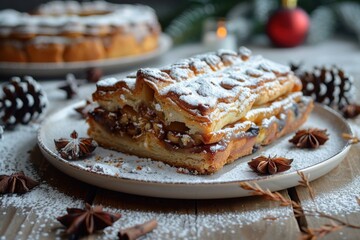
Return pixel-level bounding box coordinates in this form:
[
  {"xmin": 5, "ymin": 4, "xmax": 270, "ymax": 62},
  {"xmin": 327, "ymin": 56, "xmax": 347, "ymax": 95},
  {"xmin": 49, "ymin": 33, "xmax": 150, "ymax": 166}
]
[{"xmin": 1, "ymin": 38, "xmax": 360, "ymax": 239}]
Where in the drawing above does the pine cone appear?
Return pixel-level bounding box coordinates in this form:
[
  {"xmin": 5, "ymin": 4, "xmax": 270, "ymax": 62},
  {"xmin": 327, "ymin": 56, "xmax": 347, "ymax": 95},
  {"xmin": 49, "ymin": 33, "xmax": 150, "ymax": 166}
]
[
  {"xmin": 297, "ymin": 66, "xmax": 353, "ymax": 109},
  {"xmin": 0, "ymin": 76, "xmax": 47, "ymax": 128}
]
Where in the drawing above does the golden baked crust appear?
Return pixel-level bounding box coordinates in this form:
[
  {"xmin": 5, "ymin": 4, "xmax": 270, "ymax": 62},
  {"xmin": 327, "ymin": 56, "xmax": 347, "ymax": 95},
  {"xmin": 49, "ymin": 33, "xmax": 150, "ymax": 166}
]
[
  {"xmin": 93, "ymin": 48, "xmax": 300, "ymax": 137},
  {"xmin": 88, "ymin": 98, "xmax": 313, "ymax": 174},
  {"xmin": 88, "ymin": 47, "xmax": 313, "ymax": 174},
  {"xmin": 0, "ymin": 1, "xmax": 161, "ymax": 63}
]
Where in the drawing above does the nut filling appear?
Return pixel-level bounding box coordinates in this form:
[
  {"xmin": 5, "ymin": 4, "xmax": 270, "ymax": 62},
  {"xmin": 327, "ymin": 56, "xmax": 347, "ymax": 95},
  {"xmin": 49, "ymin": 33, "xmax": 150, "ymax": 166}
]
[
  {"xmin": 87, "ymin": 48, "xmax": 314, "ymax": 174},
  {"xmin": 89, "ymin": 105, "xmax": 260, "ymax": 153},
  {"xmin": 89, "ymin": 98, "xmax": 307, "ymax": 155}
]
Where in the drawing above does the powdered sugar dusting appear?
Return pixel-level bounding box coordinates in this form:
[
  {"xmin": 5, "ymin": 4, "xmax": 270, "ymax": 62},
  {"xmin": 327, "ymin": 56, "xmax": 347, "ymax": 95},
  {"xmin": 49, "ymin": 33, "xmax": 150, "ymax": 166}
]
[
  {"xmin": 98, "ymin": 204, "xmax": 294, "ymax": 239},
  {"xmin": 39, "ymin": 103, "xmax": 352, "ymax": 187},
  {"xmin": 0, "ymin": 124, "xmax": 84, "ymax": 238},
  {"xmin": 302, "ymin": 175, "xmax": 360, "ymax": 215},
  {"xmin": 1, "ymin": 121, "xmax": 296, "ymax": 239},
  {"xmin": 96, "ymin": 77, "xmax": 119, "ymax": 87},
  {"xmin": 1, "ymin": 106, "xmax": 360, "ymax": 238},
  {"xmin": 299, "ymin": 114, "xmax": 360, "ymax": 216},
  {"xmin": 0, "ymin": 2, "xmax": 158, "ymax": 36},
  {"xmin": 96, "ymin": 49, "xmax": 293, "ymax": 122},
  {"xmin": 121, "ymin": 76, "xmax": 136, "ymax": 90},
  {"xmin": 245, "ymin": 92, "xmax": 302, "ymax": 121},
  {"xmin": 163, "ymin": 66, "xmax": 194, "ymax": 81},
  {"xmin": 157, "ymin": 57, "xmax": 277, "ymax": 116}
]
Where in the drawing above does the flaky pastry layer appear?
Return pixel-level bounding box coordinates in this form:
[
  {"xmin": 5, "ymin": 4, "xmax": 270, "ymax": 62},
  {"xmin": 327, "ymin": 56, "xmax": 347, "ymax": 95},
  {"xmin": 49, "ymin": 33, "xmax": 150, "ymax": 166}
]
[
  {"xmin": 93, "ymin": 48, "xmax": 301, "ymax": 135},
  {"xmin": 89, "ymin": 47, "xmax": 313, "ymax": 174},
  {"xmin": 88, "ymin": 96, "xmax": 313, "ymax": 174}
]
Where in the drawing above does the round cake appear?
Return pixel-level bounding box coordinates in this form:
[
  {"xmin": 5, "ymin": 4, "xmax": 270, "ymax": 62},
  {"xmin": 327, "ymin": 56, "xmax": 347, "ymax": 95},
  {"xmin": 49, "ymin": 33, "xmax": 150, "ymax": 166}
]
[{"xmin": 0, "ymin": 1, "xmax": 161, "ymax": 63}]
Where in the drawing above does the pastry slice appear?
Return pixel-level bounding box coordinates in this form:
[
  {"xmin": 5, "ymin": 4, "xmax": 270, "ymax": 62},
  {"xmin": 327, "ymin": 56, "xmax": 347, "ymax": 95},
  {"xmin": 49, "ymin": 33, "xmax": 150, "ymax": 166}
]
[{"xmin": 88, "ymin": 47, "xmax": 313, "ymax": 174}]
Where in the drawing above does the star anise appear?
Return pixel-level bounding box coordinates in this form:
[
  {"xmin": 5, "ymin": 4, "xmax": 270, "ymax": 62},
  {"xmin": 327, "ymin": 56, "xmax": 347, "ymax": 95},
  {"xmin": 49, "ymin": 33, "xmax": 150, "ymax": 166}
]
[
  {"xmin": 341, "ymin": 103, "xmax": 360, "ymax": 119},
  {"xmin": 0, "ymin": 171, "xmax": 39, "ymax": 194},
  {"xmin": 57, "ymin": 203, "xmax": 121, "ymax": 236},
  {"xmin": 74, "ymin": 100, "xmax": 96, "ymax": 119},
  {"xmin": 248, "ymin": 155, "xmax": 293, "ymax": 175},
  {"xmin": 289, "ymin": 128, "xmax": 329, "ymax": 149},
  {"xmin": 86, "ymin": 67, "xmax": 103, "ymax": 83},
  {"xmin": 58, "ymin": 73, "xmax": 79, "ymax": 99},
  {"xmin": 54, "ymin": 130, "xmax": 98, "ymax": 160}
]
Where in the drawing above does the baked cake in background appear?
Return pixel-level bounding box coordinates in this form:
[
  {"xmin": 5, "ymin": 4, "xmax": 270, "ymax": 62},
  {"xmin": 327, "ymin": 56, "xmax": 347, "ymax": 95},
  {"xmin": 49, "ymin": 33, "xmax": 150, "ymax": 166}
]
[
  {"xmin": 87, "ymin": 47, "xmax": 314, "ymax": 174},
  {"xmin": 0, "ymin": 1, "xmax": 161, "ymax": 63}
]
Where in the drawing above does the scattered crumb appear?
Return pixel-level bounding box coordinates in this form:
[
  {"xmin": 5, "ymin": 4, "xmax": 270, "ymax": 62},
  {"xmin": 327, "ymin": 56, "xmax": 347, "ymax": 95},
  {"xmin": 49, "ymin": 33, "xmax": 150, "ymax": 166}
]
[
  {"xmin": 176, "ymin": 167, "xmax": 190, "ymax": 174},
  {"xmin": 114, "ymin": 162, "xmax": 123, "ymax": 168},
  {"xmin": 176, "ymin": 168, "xmax": 199, "ymax": 175}
]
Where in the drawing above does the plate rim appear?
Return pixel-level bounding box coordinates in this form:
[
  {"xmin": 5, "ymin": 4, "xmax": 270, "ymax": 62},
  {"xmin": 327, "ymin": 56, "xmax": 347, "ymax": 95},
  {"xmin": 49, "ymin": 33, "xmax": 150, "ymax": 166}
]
[{"xmin": 37, "ymin": 102, "xmax": 353, "ymax": 187}]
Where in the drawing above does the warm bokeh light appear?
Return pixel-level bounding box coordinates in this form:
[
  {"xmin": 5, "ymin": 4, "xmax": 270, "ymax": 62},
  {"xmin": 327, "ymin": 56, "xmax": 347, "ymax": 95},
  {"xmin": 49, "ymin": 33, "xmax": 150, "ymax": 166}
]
[{"xmin": 216, "ymin": 24, "xmax": 227, "ymax": 39}]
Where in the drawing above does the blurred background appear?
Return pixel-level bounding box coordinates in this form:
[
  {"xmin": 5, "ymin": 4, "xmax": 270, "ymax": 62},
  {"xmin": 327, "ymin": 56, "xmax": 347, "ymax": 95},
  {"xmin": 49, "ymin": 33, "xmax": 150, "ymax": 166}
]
[{"xmin": 1, "ymin": 0, "xmax": 360, "ymax": 46}]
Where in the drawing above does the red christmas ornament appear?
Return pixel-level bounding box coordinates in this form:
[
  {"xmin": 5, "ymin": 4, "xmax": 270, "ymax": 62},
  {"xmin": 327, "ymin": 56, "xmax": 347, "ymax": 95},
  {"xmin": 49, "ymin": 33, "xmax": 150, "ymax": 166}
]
[{"xmin": 266, "ymin": 0, "xmax": 309, "ymax": 47}]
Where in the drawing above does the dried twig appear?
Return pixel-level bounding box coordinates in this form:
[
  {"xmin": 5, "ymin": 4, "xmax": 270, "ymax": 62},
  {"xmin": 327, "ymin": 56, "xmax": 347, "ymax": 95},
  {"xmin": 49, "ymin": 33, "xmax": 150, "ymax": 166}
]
[
  {"xmin": 263, "ymin": 216, "xmax": 278, "ymax": 221},
  {"xmin": 240, "ymin": 182, "xmax": 360, "ymax": 239},
  {"xmin": 240, "ymin": 182, "xmax": 299, "ymax": 207},
  {"xmin": 118, "ymin": 219, "xmax": 158, "ymax": 240},
  {"xmin": 301, "ymin": 223, "xmax": 344, "ymax": 240},
  {"xmin": 297, "ymin": 171, "xmax": 315, "ymax": 201},
  {"xmin": 240, "ymin": 182, "xmax": 302, "ymax": 211},
  {"xmin": 342, "ymin": 133, "xmax": 360, "ymax": 144},
  {"xmin": 302, "ymin": 210, "xmax": 360, "ymax": 229}
]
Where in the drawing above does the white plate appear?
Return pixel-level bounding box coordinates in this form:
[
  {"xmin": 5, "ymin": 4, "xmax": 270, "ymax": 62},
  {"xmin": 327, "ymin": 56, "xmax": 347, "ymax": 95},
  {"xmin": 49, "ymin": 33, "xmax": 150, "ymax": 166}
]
[
  {"xmin": 37, "ymin": 103, "xmax": 352, "ymax": 199},
  {"xmin": 0, "ymin": 34, "xmax": 172, "ymax": 78}
]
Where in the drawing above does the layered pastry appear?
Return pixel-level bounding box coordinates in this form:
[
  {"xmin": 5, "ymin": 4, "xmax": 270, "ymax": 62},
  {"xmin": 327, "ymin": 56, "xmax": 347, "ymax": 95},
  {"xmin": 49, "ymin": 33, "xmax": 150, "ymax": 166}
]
[
  {"xmin": 0, "ymin": 1, "xmax": 161, "ymax": 63},
  {"xmin": 87, "ymin": 47, "xmax": 314, "ymax": 174}
]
